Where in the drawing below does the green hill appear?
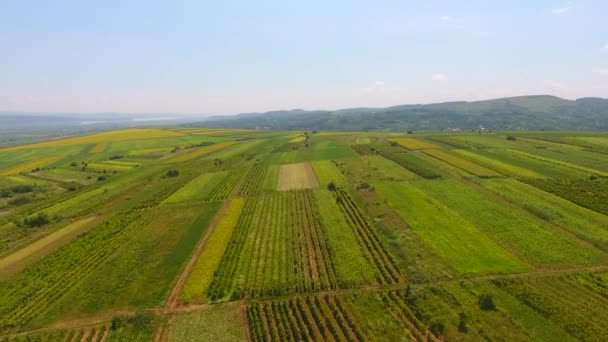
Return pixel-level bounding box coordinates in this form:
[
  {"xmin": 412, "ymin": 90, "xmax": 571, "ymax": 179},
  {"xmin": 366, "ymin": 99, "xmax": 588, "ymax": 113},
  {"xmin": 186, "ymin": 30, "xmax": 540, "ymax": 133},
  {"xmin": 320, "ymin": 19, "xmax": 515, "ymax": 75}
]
[{"xmin": 191, "ymin": 95, "xmax": 608, "ymax": 131}]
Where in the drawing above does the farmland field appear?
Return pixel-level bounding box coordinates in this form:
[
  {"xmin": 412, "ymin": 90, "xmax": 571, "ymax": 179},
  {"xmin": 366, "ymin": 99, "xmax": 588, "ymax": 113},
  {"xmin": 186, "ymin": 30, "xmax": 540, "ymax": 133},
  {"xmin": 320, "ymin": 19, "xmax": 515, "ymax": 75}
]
[
  {"xmin": 1, "ymin": 128, "xmax": 608, "ymax": 341},
  {"xmin": 277, "ymin": 162, "xmax": 319, "ymax": 191}
]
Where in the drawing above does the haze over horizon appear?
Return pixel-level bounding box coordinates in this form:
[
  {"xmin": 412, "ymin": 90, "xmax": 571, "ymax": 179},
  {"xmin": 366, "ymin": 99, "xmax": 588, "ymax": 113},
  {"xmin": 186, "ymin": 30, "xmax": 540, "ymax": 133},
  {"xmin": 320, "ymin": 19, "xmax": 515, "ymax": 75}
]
[{"xmin": 1, "ymin": 0, "xmax": 607, "ymax": 114}]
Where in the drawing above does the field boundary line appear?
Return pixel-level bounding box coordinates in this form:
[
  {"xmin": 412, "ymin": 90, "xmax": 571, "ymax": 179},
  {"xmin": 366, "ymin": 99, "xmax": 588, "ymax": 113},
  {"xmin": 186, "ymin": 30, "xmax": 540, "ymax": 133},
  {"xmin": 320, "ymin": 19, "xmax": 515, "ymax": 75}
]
[{"xmin": 164, "ymin": 199, "xmax": 232, "ymax": 312}]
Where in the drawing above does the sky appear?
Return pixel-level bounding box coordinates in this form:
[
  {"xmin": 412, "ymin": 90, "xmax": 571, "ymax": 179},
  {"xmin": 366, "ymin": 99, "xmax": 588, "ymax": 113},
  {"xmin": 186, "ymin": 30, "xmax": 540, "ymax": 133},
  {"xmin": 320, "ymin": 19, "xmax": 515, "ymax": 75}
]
[{"xmin": 1, "ymin": 0, "xmax": 607, "ymax": 114}]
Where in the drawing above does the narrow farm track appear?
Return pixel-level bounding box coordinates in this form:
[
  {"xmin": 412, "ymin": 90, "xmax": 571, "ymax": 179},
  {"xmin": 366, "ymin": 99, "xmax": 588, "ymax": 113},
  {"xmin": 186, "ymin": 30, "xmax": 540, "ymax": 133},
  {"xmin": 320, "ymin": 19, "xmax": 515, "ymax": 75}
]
[
  {"xmin": 164, "ymin": 200, "xmax": 232, "ymax": 312},
  {"xmin": 7, "ymin": 262, "xmax": 607, "ymax": 340}
]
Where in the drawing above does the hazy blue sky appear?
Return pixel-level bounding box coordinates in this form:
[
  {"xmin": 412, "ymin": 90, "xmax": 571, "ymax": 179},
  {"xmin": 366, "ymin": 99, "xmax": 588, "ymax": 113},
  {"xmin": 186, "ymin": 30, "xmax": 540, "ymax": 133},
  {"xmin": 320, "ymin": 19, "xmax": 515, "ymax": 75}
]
[{"xmin": 1, "ymin": 0, "xmax": 607, "ymax": 114}]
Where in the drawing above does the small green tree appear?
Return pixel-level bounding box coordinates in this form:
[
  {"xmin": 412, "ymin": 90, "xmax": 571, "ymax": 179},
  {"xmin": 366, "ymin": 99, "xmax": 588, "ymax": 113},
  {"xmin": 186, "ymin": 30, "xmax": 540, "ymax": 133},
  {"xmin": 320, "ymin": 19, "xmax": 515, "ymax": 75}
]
[
  {"xmin": 327, "ymin": 181, "xmax": 337, "ymax": 192},
  {"xmin": 479, "ymin": 294, "xmax": 496, "ymax": 311}
]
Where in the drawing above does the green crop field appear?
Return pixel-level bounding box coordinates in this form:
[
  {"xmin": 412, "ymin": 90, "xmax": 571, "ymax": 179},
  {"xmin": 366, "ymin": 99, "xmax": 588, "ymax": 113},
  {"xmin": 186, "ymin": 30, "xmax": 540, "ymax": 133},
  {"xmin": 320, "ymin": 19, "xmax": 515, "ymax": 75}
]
[{"xmin": 1, "ymin": 128, "xmax": 608, "ymax": 341}]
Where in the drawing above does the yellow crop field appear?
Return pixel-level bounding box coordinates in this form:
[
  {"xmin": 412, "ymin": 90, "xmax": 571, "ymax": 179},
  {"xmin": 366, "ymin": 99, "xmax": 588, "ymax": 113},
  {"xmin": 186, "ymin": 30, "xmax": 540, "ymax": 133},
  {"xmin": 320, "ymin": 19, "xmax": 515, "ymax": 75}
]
[
  {"xmin": 390, "ymin": 137, "xmax": 439, "ymax": 150},
  {"xmin": 180, "ymin": 198, "xmax": 245, "ymax": 303},
  {"xmin": 0, "ymin": 217, "xmax": 98, "ymax": 276},
  {"xmin": 166, "ymin": 141, "xmax": 237, "ymax": 163},
  {"xmin": 0, "ymin": 157, "xmax": 57, "ymax": 176},
  {"xmin": 277, "ymin": 162, "xmax": 319, "ymax": 191},
  {"xmin": 289, "ymin": 135, "xmax": 306, "ymax": 143},
  {"xmin": 424, "ymin": 149, "xmax": 502, "ymax": 177},
  {"xmin": 89, "ymin": 141, "xmax": 109, "ymax": 153},
  {"xmin": 1, "ymin": 128, "xmax": 185, "ymax": 151}
]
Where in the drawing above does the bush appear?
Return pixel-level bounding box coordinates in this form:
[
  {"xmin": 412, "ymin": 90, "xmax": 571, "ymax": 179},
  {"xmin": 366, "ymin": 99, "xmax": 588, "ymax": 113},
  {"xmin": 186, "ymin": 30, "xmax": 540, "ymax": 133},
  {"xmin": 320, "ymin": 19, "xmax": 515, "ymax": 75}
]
[
  {"xmin": 430, "ymin": 321, "xmax": 445, "ymax": 336},
  {"xmin": 327, "ymin": 181, "xmax": 337, "ymax": 192},
  {"xmin": 20, "ymin": 212, "xmax": 50, "ymax": 228},
  {"xmin": 70, "ymin": 161, "xmax": 78, "ymax": 167},
  {"xmin": 166, "ymin": 170, "xmax": 180, "ymax": 178},
  {"xmin": 458, "ymin": 312, "xmax": 468, "ymax": 333},
  {"xmin": 9, "ymin": 196, "xmax": 32, "ymax": 206},
  {"xmin": 506, "ymin": 135, "xmax": 517, "ymax": 141},
  {"xmin": 11, "ymin": 184, "xmax": 33, "ymax": 193},
  {"xmin": 109, "ymin": 155, "xmax": 124, "ymax": 160},
  {"xmin": 479, "ymin": 294, "xmax": 496, "ymax": 311},
  {"xmin": 97, "ymin": 175, "xmax": 107, "ymax": 181}
]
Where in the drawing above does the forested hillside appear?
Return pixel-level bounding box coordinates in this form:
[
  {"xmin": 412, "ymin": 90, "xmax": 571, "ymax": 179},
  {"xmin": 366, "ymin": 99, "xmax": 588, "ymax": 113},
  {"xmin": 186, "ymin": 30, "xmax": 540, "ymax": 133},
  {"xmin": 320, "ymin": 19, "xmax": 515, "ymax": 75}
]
[{"xmin": 192, "ymin": 95, "xmax": 608, "ymax": 131}]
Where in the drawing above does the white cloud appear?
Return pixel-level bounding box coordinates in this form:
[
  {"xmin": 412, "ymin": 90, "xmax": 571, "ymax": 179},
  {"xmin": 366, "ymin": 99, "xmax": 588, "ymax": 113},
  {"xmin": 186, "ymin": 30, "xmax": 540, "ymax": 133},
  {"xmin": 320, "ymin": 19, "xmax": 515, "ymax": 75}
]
[
  {"xmin": 603, "ymin": 43, "xmax": 608, "ymax": 52},
  {"xmin": 552, "ymin": 2, "xmax": 573, "ymax": 15},
  {"xmin": 363, "ymin": 81, "xmax": 386, "ymax": 92},
  {"xmin": 440, "ymin": 15, "xmax": 452, "ymax": 23},
  {"xmin": 592, "ymin": 67, "xmax": 608, "ymax": 75},
  {"xmin": 431, "ymin": 73, "xmax": 448, "ymax": 81}
]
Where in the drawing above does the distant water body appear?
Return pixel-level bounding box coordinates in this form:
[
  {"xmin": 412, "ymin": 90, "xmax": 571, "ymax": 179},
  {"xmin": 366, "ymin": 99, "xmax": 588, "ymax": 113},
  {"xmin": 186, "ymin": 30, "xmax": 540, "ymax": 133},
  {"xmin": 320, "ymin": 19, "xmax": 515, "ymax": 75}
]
[{"xmin": 80, "ymin": 117, "xmax": 182, "ymax": 125}]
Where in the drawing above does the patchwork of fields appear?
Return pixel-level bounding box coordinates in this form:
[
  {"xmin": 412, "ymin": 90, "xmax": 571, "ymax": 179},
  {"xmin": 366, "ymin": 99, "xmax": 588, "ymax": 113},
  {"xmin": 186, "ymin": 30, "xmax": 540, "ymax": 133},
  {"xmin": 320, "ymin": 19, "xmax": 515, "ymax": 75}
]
[{"xmin": 1, "ymin": 128, "xmax": 608, "ymax": 341}]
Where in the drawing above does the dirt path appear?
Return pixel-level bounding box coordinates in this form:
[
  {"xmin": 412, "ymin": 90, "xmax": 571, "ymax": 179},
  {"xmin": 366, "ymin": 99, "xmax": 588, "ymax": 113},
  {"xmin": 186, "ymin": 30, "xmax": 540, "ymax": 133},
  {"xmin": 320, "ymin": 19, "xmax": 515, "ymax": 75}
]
[
  {"xmin": 163, "ymin": 199, "xmax": 232, "ymax": 312},
  {"xmin": 4, "ymin": 263, "xmax": 608, "ymax": 339}
]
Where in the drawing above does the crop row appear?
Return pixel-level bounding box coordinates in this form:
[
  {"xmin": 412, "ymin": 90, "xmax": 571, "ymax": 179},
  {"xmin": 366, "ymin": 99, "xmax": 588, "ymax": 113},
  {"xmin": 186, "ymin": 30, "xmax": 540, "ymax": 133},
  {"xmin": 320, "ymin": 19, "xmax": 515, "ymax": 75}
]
[
  {"xmin": 1, "ymin": 325, "xmax": 109, "ymax": 342},
  {"xmin": 0, "ymin": 209, "xmax": 156, "ymax": 329},
  {"xmin": 423, "ymin": 149, "xmax": 502, "ymax": 178},
  {"xmin": 389, "ymin": 138, "xmax": 439, "ymax": 150},
  {"xmin": 334, "ymin": 189, "xmax": 401, "ymax": 284},
  {"xmin": 180, "ymin": 198, "xmax": 245, "ymax": 303},
  {"xmin": 247, "ymin": 295, "xmax": 364, "ymax": 342},
  {"xmin": 492, "ymin": 275, "xmax": 608, "ymax": 340},
  {"xmin": 238, "ymin": 164, "xmax": 267, "ymax": 197},
  {"xmin": 207, "ymin": 169, "xmax": 246, "ymax": 201},
  {"xmin": 372, "ymin": 146, "xmax": 442, "ymax": 179},
  {"xmin": 207, "ymin": 191, "xmax": 337, "ymax": 300},
  {"xmin": 522, "ymin": 177, "xmax": 608, "ymax": 216}
]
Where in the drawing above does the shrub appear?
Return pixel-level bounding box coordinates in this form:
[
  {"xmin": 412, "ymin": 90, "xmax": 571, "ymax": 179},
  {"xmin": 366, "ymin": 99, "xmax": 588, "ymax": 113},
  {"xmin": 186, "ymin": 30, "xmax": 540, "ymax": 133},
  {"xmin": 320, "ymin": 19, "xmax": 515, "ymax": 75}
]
[
  {"xmin": 70, "ymin": 161, "xmax": 78, "ymax": 167},
  {"xmin": 97, "ymin": 175, "xmax": 107, "ymax": 181},
  {"xmin": 12, "ymin": 184, "xmax": 33, "ymax": 193},
  {"xmin": 19, "ymin": 212, "xmax": 50, "ymax": 228},
  {"xmin": 506, "ymin": 135, "xmax": 517, "ymax": 141},
  {"xmin": 109, "ymin": 155, "xmax": 124, "ymax": 160},
  {"xmin": 9, "ymin": 196, "xmax": 32, "ymax": 206},
  {"xmin": 479, "ymin": 294, "xmax": 496, "ymax": 311},
  {"xmin": 166, "ymin": 170, "xmax": 180, "ymax": 178},
  {"xmin": 430, "ymin": 321, "xmax": 445, "ymax": 336},
  {"xmin": 458, "ymin": 312, "xmax": 468, "ymax": 333},
  {"xmin": 327, "ymin": 181, "xmax": 337, "ymax": 192}
]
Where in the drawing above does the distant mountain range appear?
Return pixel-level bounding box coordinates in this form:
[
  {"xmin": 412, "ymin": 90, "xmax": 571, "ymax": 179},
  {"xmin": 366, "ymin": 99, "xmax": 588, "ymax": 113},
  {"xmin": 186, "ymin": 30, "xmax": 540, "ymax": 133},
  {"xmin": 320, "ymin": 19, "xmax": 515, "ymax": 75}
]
[{"xmin": 189, "ymin": 95, "xmax": 608, "ymax": 131}]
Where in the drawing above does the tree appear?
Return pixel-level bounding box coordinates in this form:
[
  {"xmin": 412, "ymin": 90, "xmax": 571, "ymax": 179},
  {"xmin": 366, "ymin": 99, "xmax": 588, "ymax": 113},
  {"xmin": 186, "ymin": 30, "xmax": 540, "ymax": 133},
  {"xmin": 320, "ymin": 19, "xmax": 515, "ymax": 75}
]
[
  {"xmin": 70, "ymin": 161, "xmax": 78, "ymax": 167},
  {"xmin": 506, "ymin": 135, "xmax": 517, "ymax": 141},
  {"xmin": 479, "ymin": 294, "xmax": 496, "ymax": 311},
  {"xmin": 327, "ymin": 181, "xmax": 337, "ymax": 192}
]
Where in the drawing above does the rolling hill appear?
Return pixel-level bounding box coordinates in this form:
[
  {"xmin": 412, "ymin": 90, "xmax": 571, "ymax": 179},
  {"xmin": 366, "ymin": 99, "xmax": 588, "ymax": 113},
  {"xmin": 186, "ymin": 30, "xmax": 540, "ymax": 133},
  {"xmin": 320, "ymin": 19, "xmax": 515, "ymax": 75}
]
[{"xmin": 190, "ymin": 95, "xmax": 608, "ymax": 131}]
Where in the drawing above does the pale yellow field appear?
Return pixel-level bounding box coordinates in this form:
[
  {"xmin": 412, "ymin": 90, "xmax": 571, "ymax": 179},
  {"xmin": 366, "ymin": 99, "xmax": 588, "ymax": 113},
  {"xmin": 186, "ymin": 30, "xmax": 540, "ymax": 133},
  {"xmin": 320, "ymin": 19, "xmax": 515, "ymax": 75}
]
[
  {"xmin": 390, "ymin": 137, "xmax": 439, "ymax": 150},
  {"xmin": 1, "ymin": 128, "xmax": 185, "ymax": 151},
  {"xmin": 0, "ymin": 157, "xmax": 57, "ymax": 176},
  {"xmin": 89, "ymin": 141, "xmax": 109, "ymax": 153},
  {"xmin": 277, "ymin": 162, "xmax": 319, "ymax": 191},
  {"xmin": 165, "ymin": 141, "xmax": 238, "ymax": 163},
  {"xmin": 171, "ymin": 128, "xmax": 253, "ymax": 135},
  {"xmin": 290, "ymin": 136, "xmax": 306, "ymax": 143},
  {"xmin": 0, "ymin": 217, "xmax": 99, "ymax": 277}
]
